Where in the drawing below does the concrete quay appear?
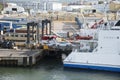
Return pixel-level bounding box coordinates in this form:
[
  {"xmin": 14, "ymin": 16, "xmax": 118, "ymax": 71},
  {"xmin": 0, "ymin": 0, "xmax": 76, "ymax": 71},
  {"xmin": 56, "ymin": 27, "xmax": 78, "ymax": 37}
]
[{"xmin": 0, "ymin": 49, "xmax": 43, "ymax": 67}]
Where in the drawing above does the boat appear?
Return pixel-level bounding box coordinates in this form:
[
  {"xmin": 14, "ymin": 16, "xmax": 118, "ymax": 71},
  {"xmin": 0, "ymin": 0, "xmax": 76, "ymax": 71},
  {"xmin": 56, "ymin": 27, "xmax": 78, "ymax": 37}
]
[{"xmin": 63, "ymin": 20, "xmax": 120, "ymax": 72}]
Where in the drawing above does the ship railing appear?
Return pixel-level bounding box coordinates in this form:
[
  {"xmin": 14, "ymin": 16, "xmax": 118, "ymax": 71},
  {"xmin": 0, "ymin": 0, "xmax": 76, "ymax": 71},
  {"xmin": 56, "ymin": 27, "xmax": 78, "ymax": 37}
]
[{"xmin": 97, "ymin": 20, "xmax": 119, "ymax": 30}]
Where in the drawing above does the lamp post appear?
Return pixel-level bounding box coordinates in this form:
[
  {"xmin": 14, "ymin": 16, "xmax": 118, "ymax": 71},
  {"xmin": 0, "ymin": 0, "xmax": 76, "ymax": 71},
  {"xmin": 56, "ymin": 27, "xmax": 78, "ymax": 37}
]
[
  {"xmin": 103, "ymin": 1, "xmax": 110, "ymax": 29},
  {"xmin": 104, "ymin": 1, "xmax": 108, "ymax": 22}
]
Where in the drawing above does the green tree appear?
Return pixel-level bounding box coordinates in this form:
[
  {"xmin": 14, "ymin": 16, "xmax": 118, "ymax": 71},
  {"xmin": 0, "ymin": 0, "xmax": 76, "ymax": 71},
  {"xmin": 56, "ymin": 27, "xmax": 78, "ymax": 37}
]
[
  {"xmin": 0, "ymin": 3, "xmax": 3, "ymax": 11},
  {"xmin": 0, "ymin": 3, "xmax": 3, "ymax": 14}
]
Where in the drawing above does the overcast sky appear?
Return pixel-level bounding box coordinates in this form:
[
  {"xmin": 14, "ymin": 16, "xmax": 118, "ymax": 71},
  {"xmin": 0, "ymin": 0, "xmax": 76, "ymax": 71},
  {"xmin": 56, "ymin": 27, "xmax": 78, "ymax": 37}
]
[{"xmin": 2, "ymin": 0, "xmax": 80, "ymax": 3}]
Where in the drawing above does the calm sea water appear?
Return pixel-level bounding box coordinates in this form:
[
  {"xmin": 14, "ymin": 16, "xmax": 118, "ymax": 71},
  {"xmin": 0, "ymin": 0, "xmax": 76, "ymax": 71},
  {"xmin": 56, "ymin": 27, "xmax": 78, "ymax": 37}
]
[{"xmin": 0, "ymin": 57, "xmax": 120, "ymax": 80}]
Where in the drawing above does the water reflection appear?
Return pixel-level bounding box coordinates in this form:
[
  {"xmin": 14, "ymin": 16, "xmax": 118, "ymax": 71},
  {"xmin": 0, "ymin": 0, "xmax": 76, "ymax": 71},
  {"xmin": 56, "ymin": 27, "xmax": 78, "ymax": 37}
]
[{"xmin": 0, "ymin": 57, "xmax": 119, "ymax": 80}]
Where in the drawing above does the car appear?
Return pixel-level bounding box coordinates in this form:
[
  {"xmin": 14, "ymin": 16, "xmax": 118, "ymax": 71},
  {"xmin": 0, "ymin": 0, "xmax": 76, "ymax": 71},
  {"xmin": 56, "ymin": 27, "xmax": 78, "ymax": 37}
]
[
  {"xmin": 56, "ymin": 42, "xmax": 71, "ymax": 47},
  {"xmin": 40, "ymin": 38, "xmax": 57, "ymax": 46},
  {"xmin": 56, "ymin": 41, "xmax": 72, "ymax": 50},
  {"xmin": 1, "ymin": 41, "xmax": 15, "ymax": 49},
  {"xmin": 7, "ymin": 41, "xmax": 16, "ymax": 49}
]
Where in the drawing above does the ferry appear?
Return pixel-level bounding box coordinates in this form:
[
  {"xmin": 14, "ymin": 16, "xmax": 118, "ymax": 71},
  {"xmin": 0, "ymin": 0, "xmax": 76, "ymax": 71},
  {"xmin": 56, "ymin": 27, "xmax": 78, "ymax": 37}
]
[{"xmin": 63, "ymin": 20, "xmax": 120, "ymax": 72}]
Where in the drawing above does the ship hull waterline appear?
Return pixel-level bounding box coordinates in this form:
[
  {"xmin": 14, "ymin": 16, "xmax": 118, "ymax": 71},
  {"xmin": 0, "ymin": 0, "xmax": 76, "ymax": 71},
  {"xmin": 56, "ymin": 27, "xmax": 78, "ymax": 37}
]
[{"xmin": 63, "ymin": 63, "xmax": 120, "ymax": 72}]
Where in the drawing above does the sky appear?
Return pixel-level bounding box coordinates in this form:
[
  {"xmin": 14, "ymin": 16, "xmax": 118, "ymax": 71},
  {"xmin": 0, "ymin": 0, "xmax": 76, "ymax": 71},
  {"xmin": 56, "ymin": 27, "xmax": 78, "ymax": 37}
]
[
  {"xmin": 1, "ymin": 0, "xmax": 80, "ymax": 3},
  {"xmin": 1, "ymin": 0, "xmax": 120, "ymax": 3}
]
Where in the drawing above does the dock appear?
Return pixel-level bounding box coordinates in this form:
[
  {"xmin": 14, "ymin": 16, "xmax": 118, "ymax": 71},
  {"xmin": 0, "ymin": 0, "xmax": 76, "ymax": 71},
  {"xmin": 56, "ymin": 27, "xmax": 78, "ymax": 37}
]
[{"xmin": 0, "ymin": 49, "xmax": 43, "ymax": 67}]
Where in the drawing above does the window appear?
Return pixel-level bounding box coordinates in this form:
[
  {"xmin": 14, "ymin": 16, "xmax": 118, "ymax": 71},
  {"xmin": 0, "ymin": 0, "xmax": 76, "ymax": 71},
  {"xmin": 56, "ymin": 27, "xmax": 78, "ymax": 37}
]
[
  {"xmin": 25, "ymin": 35, "xmax": 27, "ymax": 37},
  {"xmin": 20, "ymin": 35, "xmax": 24, "ymax": 37},
  {"xmin": 12, "ymin": 8, "xmax": 17, "ymax": 11},
  {"xmin": 92, "ymin": 10, "xmax": 96, "ymax": 13},
  {"xmin": 11, "ymin": 35, "xmax": 14, "ymax": 37},
  {"xmin": 15, "ymin": 35, "xmax": 18, "ymax": 37}
]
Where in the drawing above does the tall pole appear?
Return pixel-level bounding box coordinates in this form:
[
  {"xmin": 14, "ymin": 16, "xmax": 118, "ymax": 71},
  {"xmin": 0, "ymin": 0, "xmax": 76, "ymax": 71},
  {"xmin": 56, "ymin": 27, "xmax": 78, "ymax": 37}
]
[
  {"xmin": 27, "ymin": 23, "xmax": 30, "ymax": 47},
  {"xmin": 49, "ymin": 20, "xmax": 51, "ymax": 35},
  {"xmin": 32, "ymin": 24, "xmax": 34, "ymax": 40},
  {"xmin": 36, "ymin": 23, "xmax": 39, "ymax": 44},
  {"xmin": 104, "ymin": 2, "xmax": 107, "ymax": 22},
  {"xmin": 45, "ymin": 20, "xmax": 48, "ymax": 35},
  {"xmin": 42, "ymin": 20, "xmax": 44, "ymax": 38},
  {"xmin": 104, "ymin": 1, "xmax": 110, "ymax": 29}
]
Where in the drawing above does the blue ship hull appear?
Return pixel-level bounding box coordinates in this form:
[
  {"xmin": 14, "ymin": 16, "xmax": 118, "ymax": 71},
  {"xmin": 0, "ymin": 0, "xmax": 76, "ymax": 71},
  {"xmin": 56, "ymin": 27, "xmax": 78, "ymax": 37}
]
[{"xmin": 64, "ymin": 63, "xmax": 120, "ymax": 72}]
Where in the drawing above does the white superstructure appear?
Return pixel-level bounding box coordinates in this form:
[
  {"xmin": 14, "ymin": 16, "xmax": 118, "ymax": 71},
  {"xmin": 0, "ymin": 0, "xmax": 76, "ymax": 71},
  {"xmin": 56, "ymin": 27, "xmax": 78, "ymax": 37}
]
[{"xmin": 63, "ymin": 21, "xmax": 120, "ymax": 72}]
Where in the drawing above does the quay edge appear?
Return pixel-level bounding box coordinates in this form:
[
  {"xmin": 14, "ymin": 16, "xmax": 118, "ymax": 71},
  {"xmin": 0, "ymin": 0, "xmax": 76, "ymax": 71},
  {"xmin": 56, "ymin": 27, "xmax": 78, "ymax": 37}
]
[{"xmin": 0, "ymin": 49, "xmax": 43, "ymax": 67}]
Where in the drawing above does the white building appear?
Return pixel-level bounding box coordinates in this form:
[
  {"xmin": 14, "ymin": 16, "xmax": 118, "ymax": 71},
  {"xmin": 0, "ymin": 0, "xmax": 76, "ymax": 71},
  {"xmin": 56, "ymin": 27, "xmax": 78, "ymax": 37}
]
[
  {"xmin": 39, "ymin": 0, "xmax": 62, "ymax": 11},
  {"xmin": 63, "ymin": 5, "xmax": 97, "ymax": 14},
  {"xmin": 7, "ymin": 0, "xmax": 62, "ymax": 12},
  {"xmin": 92, "ymin": 3, "xmax": 109, "ymax": 12},
  {"xmin": 46, "ymin": 2, "xmax": 62, "ymax": 11},
  {"xmin": 2, "ymin": 3, "xmax": 25, "ymax": 14}
]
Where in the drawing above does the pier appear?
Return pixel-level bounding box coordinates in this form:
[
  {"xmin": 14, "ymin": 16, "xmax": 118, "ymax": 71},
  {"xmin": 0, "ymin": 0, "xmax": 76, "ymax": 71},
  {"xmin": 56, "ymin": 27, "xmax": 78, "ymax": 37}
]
[
  {"xmin": 0, "ymin": 47, "xmax": 72, "ymax": 67},
  {"xmin": 43, "ymin": 48, "xmax": 72, "ymax": 57},
  {"xmin": 0, "ymin": 49, "xmax": 43, "ymax": 67}
]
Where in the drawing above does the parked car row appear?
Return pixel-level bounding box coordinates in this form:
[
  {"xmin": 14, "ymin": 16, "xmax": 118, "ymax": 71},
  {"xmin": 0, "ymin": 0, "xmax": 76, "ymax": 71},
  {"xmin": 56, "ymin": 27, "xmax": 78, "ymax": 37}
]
[
  {"xmin": 40, "ymin": 39, "xmax": 73, "ymax": 49},
  {"xmin": 0, "ymin": 41, "xmax": 15, "ymax": 49}
]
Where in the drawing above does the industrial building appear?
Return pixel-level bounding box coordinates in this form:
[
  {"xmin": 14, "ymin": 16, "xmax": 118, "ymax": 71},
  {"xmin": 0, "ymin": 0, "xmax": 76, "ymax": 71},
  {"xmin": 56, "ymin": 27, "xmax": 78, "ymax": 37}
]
[
  {"xmin": 63, "ymin": 4, "xmax": 97, "ymax": 14},
  {"xmin": 109, "ymin": 1, "xmax": 120, "ymax": 12},
  {"xmin": 7, "ymin": 0, "xmax": 62, "ymax": 12},
  {"xmin": 46, "ymin": 2, "xmax": 62, "ymax": 11},
  {"xmin": 2, "ymin": 3, "xmax": 25, "ymax": 14}
]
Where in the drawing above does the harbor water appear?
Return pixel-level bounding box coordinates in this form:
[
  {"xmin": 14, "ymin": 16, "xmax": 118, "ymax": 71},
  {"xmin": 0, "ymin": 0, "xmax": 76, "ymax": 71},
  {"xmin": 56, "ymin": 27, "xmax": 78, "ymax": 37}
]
[{"xmin": 0, "ymin": 57, "xmax": 119, "ymax": 80}]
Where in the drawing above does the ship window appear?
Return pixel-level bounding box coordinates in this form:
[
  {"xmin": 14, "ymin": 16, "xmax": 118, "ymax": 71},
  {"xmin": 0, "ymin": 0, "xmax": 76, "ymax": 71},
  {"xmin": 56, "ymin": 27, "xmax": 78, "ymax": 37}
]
[
  {"xmin": 115, "ymin": 20, "xmax": 120, "ymax": 26},
  {"xmin": 117, "ymin": 37, "xmax": 119, "ymax": 39},
  {"xmin": 12, "ymin": 8, "xmax": 17, "ymax": 11}
]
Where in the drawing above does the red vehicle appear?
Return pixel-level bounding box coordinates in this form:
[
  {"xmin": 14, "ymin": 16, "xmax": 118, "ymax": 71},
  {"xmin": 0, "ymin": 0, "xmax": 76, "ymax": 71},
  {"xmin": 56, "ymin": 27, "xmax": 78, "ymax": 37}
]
[
  {"xmin": 75, "ymin": 35, "xmax": 93, "ymax": 40},
  {"xmin": 42, "ymin": 35, "xmax": 57, "ymax": 40}
]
